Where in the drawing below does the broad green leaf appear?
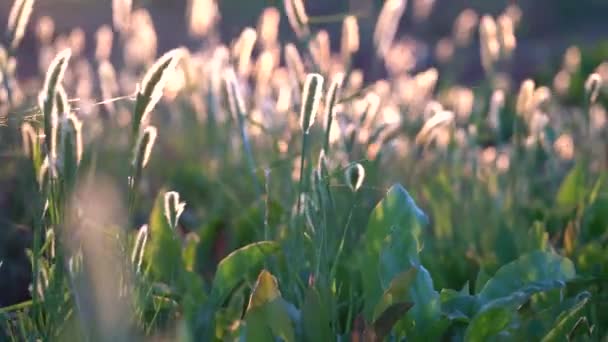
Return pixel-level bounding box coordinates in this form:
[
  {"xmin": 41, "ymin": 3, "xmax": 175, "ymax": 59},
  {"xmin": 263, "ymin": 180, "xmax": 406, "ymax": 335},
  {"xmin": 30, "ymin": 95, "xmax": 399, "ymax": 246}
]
[
  {"xmin": 582, "ymin": 195, "xmax": 608, "ymax": 242},
  {"xmin": 301, "ymin": 287, "xmax": 332, "ymax": 342},
  {"xmin": 145, "ymin": 191, "xmax": 183, "ymax": 283},
  {"xmin": 541, "ymin": 292, "xmax": 591, "ymax": 342},
  {"xmin": 244, "ymin": 270, "xmax": 295, "ymax": 342},
  {"xmin": 368, "ymin": 302, "xmax": 414, "ymax": 342},
  {"xmin": 465, "ymin": 291, "xmax": 532, "ymax": 341},
  {"xmin": 364, "ymin": 184, "xmax": 428, "ymax": 259},
  {"xmin": 464, "ymin": 306, "xmax": 516, "ymax": 342},
  {"xmin": 478, "ymin": 251, "xmax": 576, "ymax": 304},
  {"xmin": 512, "ymin": 292, "xmax": 591, "ymax": 341},
  {"xmin": 246, "ymin": 270, "xmax": 281, "ymax": 311},
  {"xmin": 361, "ymin": 184, "xmax": 428, "ymax": 316},
  {"xmin": 372, "ymin": 267, "xmax": 417, "ymax": 321},
  {"xmin": 556, "ymin": 162, "xmax": 586, "ymax": 209},
  {"xmin": 212, "ymin": 241, "xmax": 280, "ymax": 303},
  {"xmin": 440, "ymin": 289, "xmax": 477, "ymax": 322},
  {"xmin": 359, "ymin": 184, "xmax": 442, "ymax": 340},
  {"xmin": 474, "ymin": 267, "xmax": 491, "ymax": 295}
]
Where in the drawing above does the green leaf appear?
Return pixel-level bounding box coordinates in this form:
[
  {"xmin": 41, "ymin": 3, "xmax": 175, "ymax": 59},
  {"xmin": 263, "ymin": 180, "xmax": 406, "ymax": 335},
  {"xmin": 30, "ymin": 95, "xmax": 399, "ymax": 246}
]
[
  {"xmin": 359, "ymin": 184, "xmax": 443, "ymax": 340},
  {"xmin": 368, "ymin": 302, "xmax": 414, "ymax": 341},
  {"xmin": 212, "ymin": 241, "xmax": 280, "ymax": 304},
  {"xmin": 361, "ymin": 184, "xmax": 428, "ymax": 316},
  {"xmin": 244, "ymin": 270, "xmax": 295, "ymax": 342},
  {"xmin": 478, "ymin": 251, "xmax": 576, "ymax": 304},
  {"xmin": 372, "ymin": 267, "xmax": 417, "ymax": 321},
  {"xmin": 464, "ymin": 304, "xmax": 518, "ymax": 342},
  {"xmin": 541, "ymin": 292, "xmax": 591, "ymax": 342},
  {"xmin": 364, "ymin": 184, "xmax": 428, "ymax": 259},
  {"xmin": 301, "ymin": 287, "xmax": 332, "ymax": 342},
  {"xmin": 440, "ymin": 289, "xmax": 477, "ymax": 322},
  {"xmin": 556, "ymin": 163, "xmax": 586, "ymax": 209},
  {"xmin": 474, "ymin": 267, "xmax": 492, "ymax": 295},
  {"xmin": 145, "ymin": 191, "xmax": 183, "ymax": 283}
]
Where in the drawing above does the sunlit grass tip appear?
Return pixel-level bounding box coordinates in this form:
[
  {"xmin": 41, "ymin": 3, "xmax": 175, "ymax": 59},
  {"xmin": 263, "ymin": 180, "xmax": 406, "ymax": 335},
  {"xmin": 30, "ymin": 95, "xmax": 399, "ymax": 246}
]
[
  {"xmin": 345, "ymin": 163, "xmax": 365, "ymax": 192},
  {"xmin": 300, "ymin": 73, "xmax": 324, "ymax": 134},
  {"xmin": 164, "ymin": 191, "xmax": 186, "ymax": 230},
  {"xmin": 284, "ymin": 0, "xmax": 309, "ymax": 38},
  {"xmin": 7, "ymin": 0, "xmax": 35, "ymax": 49},
  {"xmin": 585, "ymin": 73, "xmax": 602, "ymax": 104}
]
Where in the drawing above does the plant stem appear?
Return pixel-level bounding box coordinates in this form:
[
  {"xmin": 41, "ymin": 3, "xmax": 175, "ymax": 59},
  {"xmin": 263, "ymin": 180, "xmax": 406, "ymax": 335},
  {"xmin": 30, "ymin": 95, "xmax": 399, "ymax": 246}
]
[{"xmin": 295, "ymin": 132, "xmax": 309, "ymax": 222}]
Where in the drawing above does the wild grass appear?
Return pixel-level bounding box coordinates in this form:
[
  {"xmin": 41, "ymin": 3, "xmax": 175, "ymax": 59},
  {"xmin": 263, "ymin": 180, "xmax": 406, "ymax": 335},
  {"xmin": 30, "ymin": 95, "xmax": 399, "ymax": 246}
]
[{"xmin": 0, "ymin": 0, "xmax": 608, "ymax": 341}]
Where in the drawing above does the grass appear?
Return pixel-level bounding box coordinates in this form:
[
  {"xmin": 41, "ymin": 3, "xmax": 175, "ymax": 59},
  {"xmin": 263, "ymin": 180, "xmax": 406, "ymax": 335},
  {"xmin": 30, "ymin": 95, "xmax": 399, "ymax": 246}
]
[{"xmin": 1, "ymin": 0, "xmax": 608, "ymax": 341}]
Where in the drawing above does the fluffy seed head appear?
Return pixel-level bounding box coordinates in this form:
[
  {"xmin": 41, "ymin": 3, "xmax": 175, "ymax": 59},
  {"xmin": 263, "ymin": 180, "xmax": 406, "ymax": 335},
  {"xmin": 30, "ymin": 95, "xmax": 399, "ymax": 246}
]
[
  {"xmin": 299, "ymin": 73, "xmax": 325, "ymax": 133},
  {"xmin": 133, "ymin": 125, "xmax": 158, "ymax": 169},
  {"xmin": 39, "ymin": 49, "xmax": 71, "ymax": 162},
  {"xmin": 415, "ymin": 110, "xmax": 455, "ymax": 145},
  {"xmin": 488, "ymin": 89, "xmax": 505, "ymax": 130},
  {"xmin": 112, "ymin": 0, "xmax": 132, "ymax": 34},
  {"xmin": 284, "ymin": 0, "xmax": 309, "ymax": 38},
  {"xmin": 516, "ymin": 79, "xmax": 536, "ymax": 117},
  {"xmin": 36, "ymin": 16, "xmax": 55, "ymax": 45},
  {"xmin": 135, "ymin": 48, "xmax": 185, "ymax": 130},
  {"xmin": 345, "ymin": 163, "xmax": 365, "ymax": 192},
  {"xmin": 497, "ymin": 14, "xmax": 516, "ymax": 57},
  {"xmin": 341, "ymin": 15, "xmax": 360, "ymax": 63},
  {"xmin": 236, "ymin": 28, "xmax": 258, "ymax": 77},
  {"xmin": 258, "ymin": 7, "xmax": 280, "ymax": 48},
  {"xmin": 374, "ymin": 0, "xmax": 407, "ymax": 58},
  {"xmin": 285, "ymin": 43, "xmax": 306, "ymax": 85},
  {"xmin": 188, "ymin": 0, "xmax": 219, "ymax": 37},
  {"xmin": 479, "ymin": 15, "xmax": 499, "ymax": 72},
  {"xmin": 164, "ymin": 191, "xmax": 186, "ymax": 230},
  {"xmin": 585, "ymin": 73, "xmax": 603, "ymax": 104},
  {"xmin": 131, "ymin": 225, "xmax": 149, "ymax": 273},
  {"xmin": 224, "ymin": 68, "xmax": 247, "ymax": 119},
  {"xmin": 95, "ymin": 25, "xmax": 114, "ymax": 61},
  {"xmin": 7, "ymin": 0, "xmax": 35, "ymax": 49}
]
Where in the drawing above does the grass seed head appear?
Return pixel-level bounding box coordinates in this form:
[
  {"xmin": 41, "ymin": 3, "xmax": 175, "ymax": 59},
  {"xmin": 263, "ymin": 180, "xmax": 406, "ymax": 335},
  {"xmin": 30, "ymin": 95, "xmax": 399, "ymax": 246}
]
[
  {"xmin": 131, "ymin": 224, "xmax": 149, "ymax": 273},
  {"xmin": 488, "ymin": 89, "xmax": 505, "ymax": 130},
  {"xmin": 585, "ymin": 73, "xmax": 602, "ymax": 104},
  {"xmin": 497, "ymin": 14, "xmax": 516, "ymax": 57},
  {"xmin": 341, "ymin": 15, "xmax": 360, "ymax": 64},
  {"xmin": 415, "ymin": 110, "xmax": 455, "ymax": 145},
  {"xmin": 188, "ymin": 0, "xmax": 219, "ymax": 37},
  {"xmin": 516, "ymin": 79, "xmax": 536, "ymax": 118},
  {"xmin": 324, "ymin": 73, "xmax": 345, "ymax": 141},
  {"xmin": 374, "ymin": 0, "xmax": 407, "ymax": 58},
  {"xmin": 112, "ymin": 0, "xmax": 132, "ymax": 34},
  {"xmin": 258, "ymin": 7, "xmax": 280, "ymax": 48},
  {"xmin": 133, "ymin": 125, "xmax": 158, "ymax": 169},
  {"xmin": 134, "ymin": 48, "xmax": 185, "ymax": 132},
  {"xmin": 284, "ymin": 0, "xmax": 309, "ymax": 38},
  {"xmin": 7, "ymin": 0, "xmax": 35, "ymax": 49},
  {"xmin": 345, "ymin": 163, "xmax": 365, "ymax": 192},
  {"xmin": 300, "ymin": 73, "xmax": 324, "ymax": 134},
  {"xmin": 236, "ymin": 27, "xmax": 257, "ymax": 77},
  {"xmin": 224, "ymin": 68, "xmax": 247, "ymax": 119},
  {"xmin": 36, "ymin": 16, "xmax": 54, "ymax": 45},
  {"xmin": 95, "ymin": 25, "xmax": 114, "ymax": 61},
  {"xmin": 479, "ymin": 15, "xmax": 500, "ymax": 72},
  {"xmin": 164, "ymin": 191, "xmax": 187, "ymax": 230},
  {"xmin": 285, "ymin": 43, "xmax": 306, "ymax": 85}
]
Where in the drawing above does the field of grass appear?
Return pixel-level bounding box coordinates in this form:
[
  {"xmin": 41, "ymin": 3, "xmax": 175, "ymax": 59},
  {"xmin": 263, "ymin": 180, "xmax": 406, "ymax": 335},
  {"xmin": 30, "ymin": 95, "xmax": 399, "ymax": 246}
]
[{"xmin": 1, "ymin": 0, "xmax": 608, "ymax": 340}]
